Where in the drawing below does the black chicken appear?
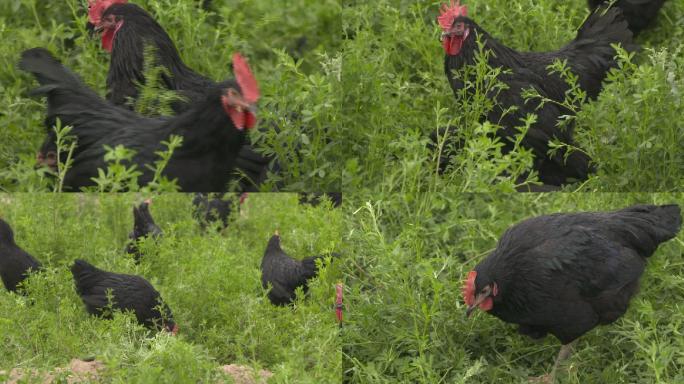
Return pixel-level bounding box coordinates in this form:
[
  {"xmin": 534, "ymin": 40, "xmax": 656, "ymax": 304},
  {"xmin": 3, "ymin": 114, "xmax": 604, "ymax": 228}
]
[
  {"xmin": 70, "ymin": 259, "xmax": 177, "ymax": 333},
  {"xmin": 437, "ymin": 1, "xmax": 636, "ymax": 186},
  {"xmin": 192, "ymin": 193, "xmax": 247, "ymax": 231},
  {"xmin": 82, "ymin": 0, "xmax": 279, "ymax": 191},
  {"xmin": 0, "ymin": 219, "xmax": 42, "ymax": 292},
  {"xmin": 260, "ymin": 231, "xmax": 331, "ymax": 306},
  {"xmin": 463, "ymin": 204, "xmax": 681, "ymax": 382},
  {"xmin": 588, "ymin": 0, "xmax": 667, "ymax": 34},
  {"xmin": 21, "ymin": 47, "xmax": 259, "ymax": 192},
  {"xmin": 125, "ymin": 200, "xmax": 162, "ymax": 262}
]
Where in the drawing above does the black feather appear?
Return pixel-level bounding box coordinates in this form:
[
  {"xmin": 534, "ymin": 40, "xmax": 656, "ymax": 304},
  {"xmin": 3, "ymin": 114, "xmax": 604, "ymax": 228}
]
[
  {"xmin": 125, "ymin": 201, "xmax": 162, "ymax": 262},
  {"xmin": 70, "ymin": 259, "xmax": 175, "ymax": 331},
  {"xmin": 0, "ymin": 219, "xmax": 42, "ymax": 292},
  {"xmin": 20, "ymin": 47, "xmax": 247, "ymax": 192},
  {"xmin": 260, "ymin": 234, "xmax": 333, "ymax": 305},
  {"xmin": 588, "ymin": 0, "xmax": 667, "ymax": 35},
  {"xmin": 472, "ymin": 204, "xmax": 681, "ymax": 344}
]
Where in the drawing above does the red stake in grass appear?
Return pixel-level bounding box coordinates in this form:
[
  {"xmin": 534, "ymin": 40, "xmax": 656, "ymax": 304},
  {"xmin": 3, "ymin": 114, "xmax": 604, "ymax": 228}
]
[{"xmin": 335, "ymin": 283, "xmax": 344, "ymax": 328}]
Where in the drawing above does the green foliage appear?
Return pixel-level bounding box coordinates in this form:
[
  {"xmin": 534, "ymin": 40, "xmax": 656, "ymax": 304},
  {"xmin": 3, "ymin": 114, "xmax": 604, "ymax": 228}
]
[
  {"xmin": 133, "ymin": 45, "xmax": 188, "ymax": 116},
  {"xmin": 574, "ymin": 47, "xmax": 684, "ymax": 191},
  {"xmin": 343, "ymin": 192, "xmax": 684, "ymax": 383},
  {"xmin": 0, "ymin": 193, "xmax": 342, "ymax": 382}
]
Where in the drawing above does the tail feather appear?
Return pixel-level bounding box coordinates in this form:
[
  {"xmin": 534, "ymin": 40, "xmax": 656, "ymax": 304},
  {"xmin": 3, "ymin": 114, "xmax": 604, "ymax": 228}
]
[
  {"xmin": 19, "ymin": 48, "xmax": 83, "ymax": 90},
  {"xmin": 565, "ymin": 6, "xmax": 638, "ymax": 99},
  {"xmin": 610, "ymin": 204, "xmax": 682, "ymax": 258},
  {"xmin": 301, "ymin": 252, "xmax": 338, "ymax": 279},
  {"xmin": 301, "ymin": 256, "xmax": 324, "ymax": 279},
  {"xmin": 577, "ymin": 6, "xmax": 635, "ymax": 49},
  {"xmin": 20, "ymin": 47, "xmax": 142, "ymax": 151}
]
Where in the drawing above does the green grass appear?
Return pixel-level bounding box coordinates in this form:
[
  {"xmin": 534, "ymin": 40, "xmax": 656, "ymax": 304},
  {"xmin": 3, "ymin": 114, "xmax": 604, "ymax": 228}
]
[
  {"xmin": 0, "ymin": 0, "xmax": 343, "ymax": 192},
  {"xmin": 340, "ymin": 0, "xmax": 684, "ymax": 192},
  {"xmin": 0, "ymin": 193, "xmax": 342, "ymax": 383},
  {"xmin": 343, "ymin": 192, "xmax": 684, "ymax": 383}
]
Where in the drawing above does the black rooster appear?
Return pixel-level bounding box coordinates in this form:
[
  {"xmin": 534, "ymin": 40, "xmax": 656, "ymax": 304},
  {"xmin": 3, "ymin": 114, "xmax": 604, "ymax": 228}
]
[
  {"xmin": 463, "ymin": 204, "xmax": 681, "ymax": 382},
  {"xmin": 0, "ymin": 219, "xmax": 42, "ymax": 292},
  {"xmin": 437, "ymin": 1, "xmax": 636, "ymax": 186},
  {"xmin": 82, "ymin": 0, "xmax": 278, "ymax": 191},
  {"xmin": 125, "ymin": 200, "xmax": 162, "ymax": 262},
  {"xmin": 260, "ymin": 231, "xmax": 331, "ymax": 306},
  {"xmin": 588, "ymin": 0, "xmax": 667, "ymax": 35},
  {"xmin": 21, "ymin": 47, "xmax": 259, "ymax": 192},
  {"xmin": 70, "ymin": 259, "xmax": 177, "ymax": 333}
]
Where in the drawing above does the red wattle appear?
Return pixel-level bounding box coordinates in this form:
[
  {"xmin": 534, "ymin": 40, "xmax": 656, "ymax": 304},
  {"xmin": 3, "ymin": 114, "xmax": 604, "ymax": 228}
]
[
  {"xmin": 228, "ymin": 108, "xmax": 245, "ymax": 130},
  {"xmin": 479, "ymin": 297, "xmax": 493, "ymax": 311},
  {"xmin": 102, "ymin": 29, "xmax": 115, "ymax": 52},
  {"xmin": 245, "ymin": 112, "xmax": 257, "ymax": 130},
  {"xmin": 444, "ymin": 36, "xmax": 464, "ymax": 56},
  {"xmin": 101, "ymin": 21, "xmax": 123, "ymax": 53}
]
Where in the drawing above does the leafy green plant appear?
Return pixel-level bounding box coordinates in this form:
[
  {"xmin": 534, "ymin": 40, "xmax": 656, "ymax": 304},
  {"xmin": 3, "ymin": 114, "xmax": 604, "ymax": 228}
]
[{"xmin": 0, "ymin": 193, "xmax": 342, "ymax": 382}]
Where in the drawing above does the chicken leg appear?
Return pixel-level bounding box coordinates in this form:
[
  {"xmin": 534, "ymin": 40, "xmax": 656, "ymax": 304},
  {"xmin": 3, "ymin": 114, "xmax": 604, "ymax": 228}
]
[{"xmin": 529, "ymin": 340, "xmax": 577, "ymax": 384}]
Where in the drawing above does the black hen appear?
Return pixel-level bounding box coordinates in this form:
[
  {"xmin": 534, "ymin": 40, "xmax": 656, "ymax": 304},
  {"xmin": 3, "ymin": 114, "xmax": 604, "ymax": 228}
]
[
  {"xmin": 260, "ymin": 232, "xmax": 328, "ymax": 306},
  {"xmin": 192, "ymin": 193, "xmax": 247, "ymax": 231},
  {"xmin": 82, "ymin": 0, "xmax": 279, "ymax": 191},
  {"xmin": 125, "ymin": 200, "xmax": 162, "ymax": 262},
  {"xmin": 0, "ymin": 219, "xmax": 42, "ymax": 292},
  {"xmin": 463, "ymin": 204, "xmax": 681, "ymax": 381},
  {"xmin": 70, "ymin": 259, "xmax": 177, "ymax": 333},
  {"xmin": 588, "ymin": 0, "xmax": 667, "ymax": 35},
  {"xmin": 21, "ymin": 47, "xmax": 258, "ymax": 192},
  {"xmin": 437, "ymin": 2, "xmax": 636, "ymax": 185}
]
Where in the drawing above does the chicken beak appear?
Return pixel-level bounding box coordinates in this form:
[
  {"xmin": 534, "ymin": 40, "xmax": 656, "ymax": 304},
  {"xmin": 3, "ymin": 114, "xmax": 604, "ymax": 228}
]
[{"xmin": 465, "ymin": 292, "xmax": 489, "ymax": 318}]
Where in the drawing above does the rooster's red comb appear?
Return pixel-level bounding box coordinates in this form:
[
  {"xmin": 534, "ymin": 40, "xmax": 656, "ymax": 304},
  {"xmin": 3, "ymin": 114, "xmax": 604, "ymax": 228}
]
[
  {"xmin": 437, "ymin": 0, "xmax": 468, "ymax": 31},
  {"xmin": 462, "ymin": 270, "xmax": 477, "ymax": 306},
  {"xmin": 88, "ymin": 0, "xmax": 127, "ymax": 25},
  {"xmin": 232, "ymin": 53, "xmax": 260, "ymax": 104}
]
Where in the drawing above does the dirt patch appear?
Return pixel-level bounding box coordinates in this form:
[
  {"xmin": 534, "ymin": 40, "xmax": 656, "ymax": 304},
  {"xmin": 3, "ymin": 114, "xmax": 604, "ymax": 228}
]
[
  {"xmin": 0, "ymin": 358, "xmax": 104, "ymax": 384},
  {"xmin": 219, "ymin": 364, "xmax": 273, "ymax": 384}
]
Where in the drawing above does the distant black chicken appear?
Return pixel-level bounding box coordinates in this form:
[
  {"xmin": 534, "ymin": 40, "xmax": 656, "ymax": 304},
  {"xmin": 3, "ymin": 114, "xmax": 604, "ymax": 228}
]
[
  {"xmin": 21, "ymin": 47, "xmax": 258, "ymax": 192},
  {"xmin": 588, "ymin": 0, "xmax": 667, "ymax": 34},
  {"xmin": 298, "ymin": 193, "xmax": 343, "ymax": 208},
  {"xmin": 71, "ymin": 259, "xmax": 177, "ymax": 333},
  {"xmin": 192, "ymin": 193, "xmax": 247, "ymax": 230},
  {"xmin": 437, "ymin": 2, "xmax": 636, "ymax": 186},
  {"xmin": 0, "ymin": 219, "xmax": 42, "ymax": 292},
  {"xmin": 125, "ymin": 200, "xmax": 162, "ymax": 262},
  {"xmin": 82, "ymin": 0, "xmax": 279, "ymax": 191},
  {"xmin": 260, "ymin": 232, "xmax": 331, "ymax": 305},
  {"xmin": 463, "ymin": 204, "xmax": 681, "ymax": 382}
]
